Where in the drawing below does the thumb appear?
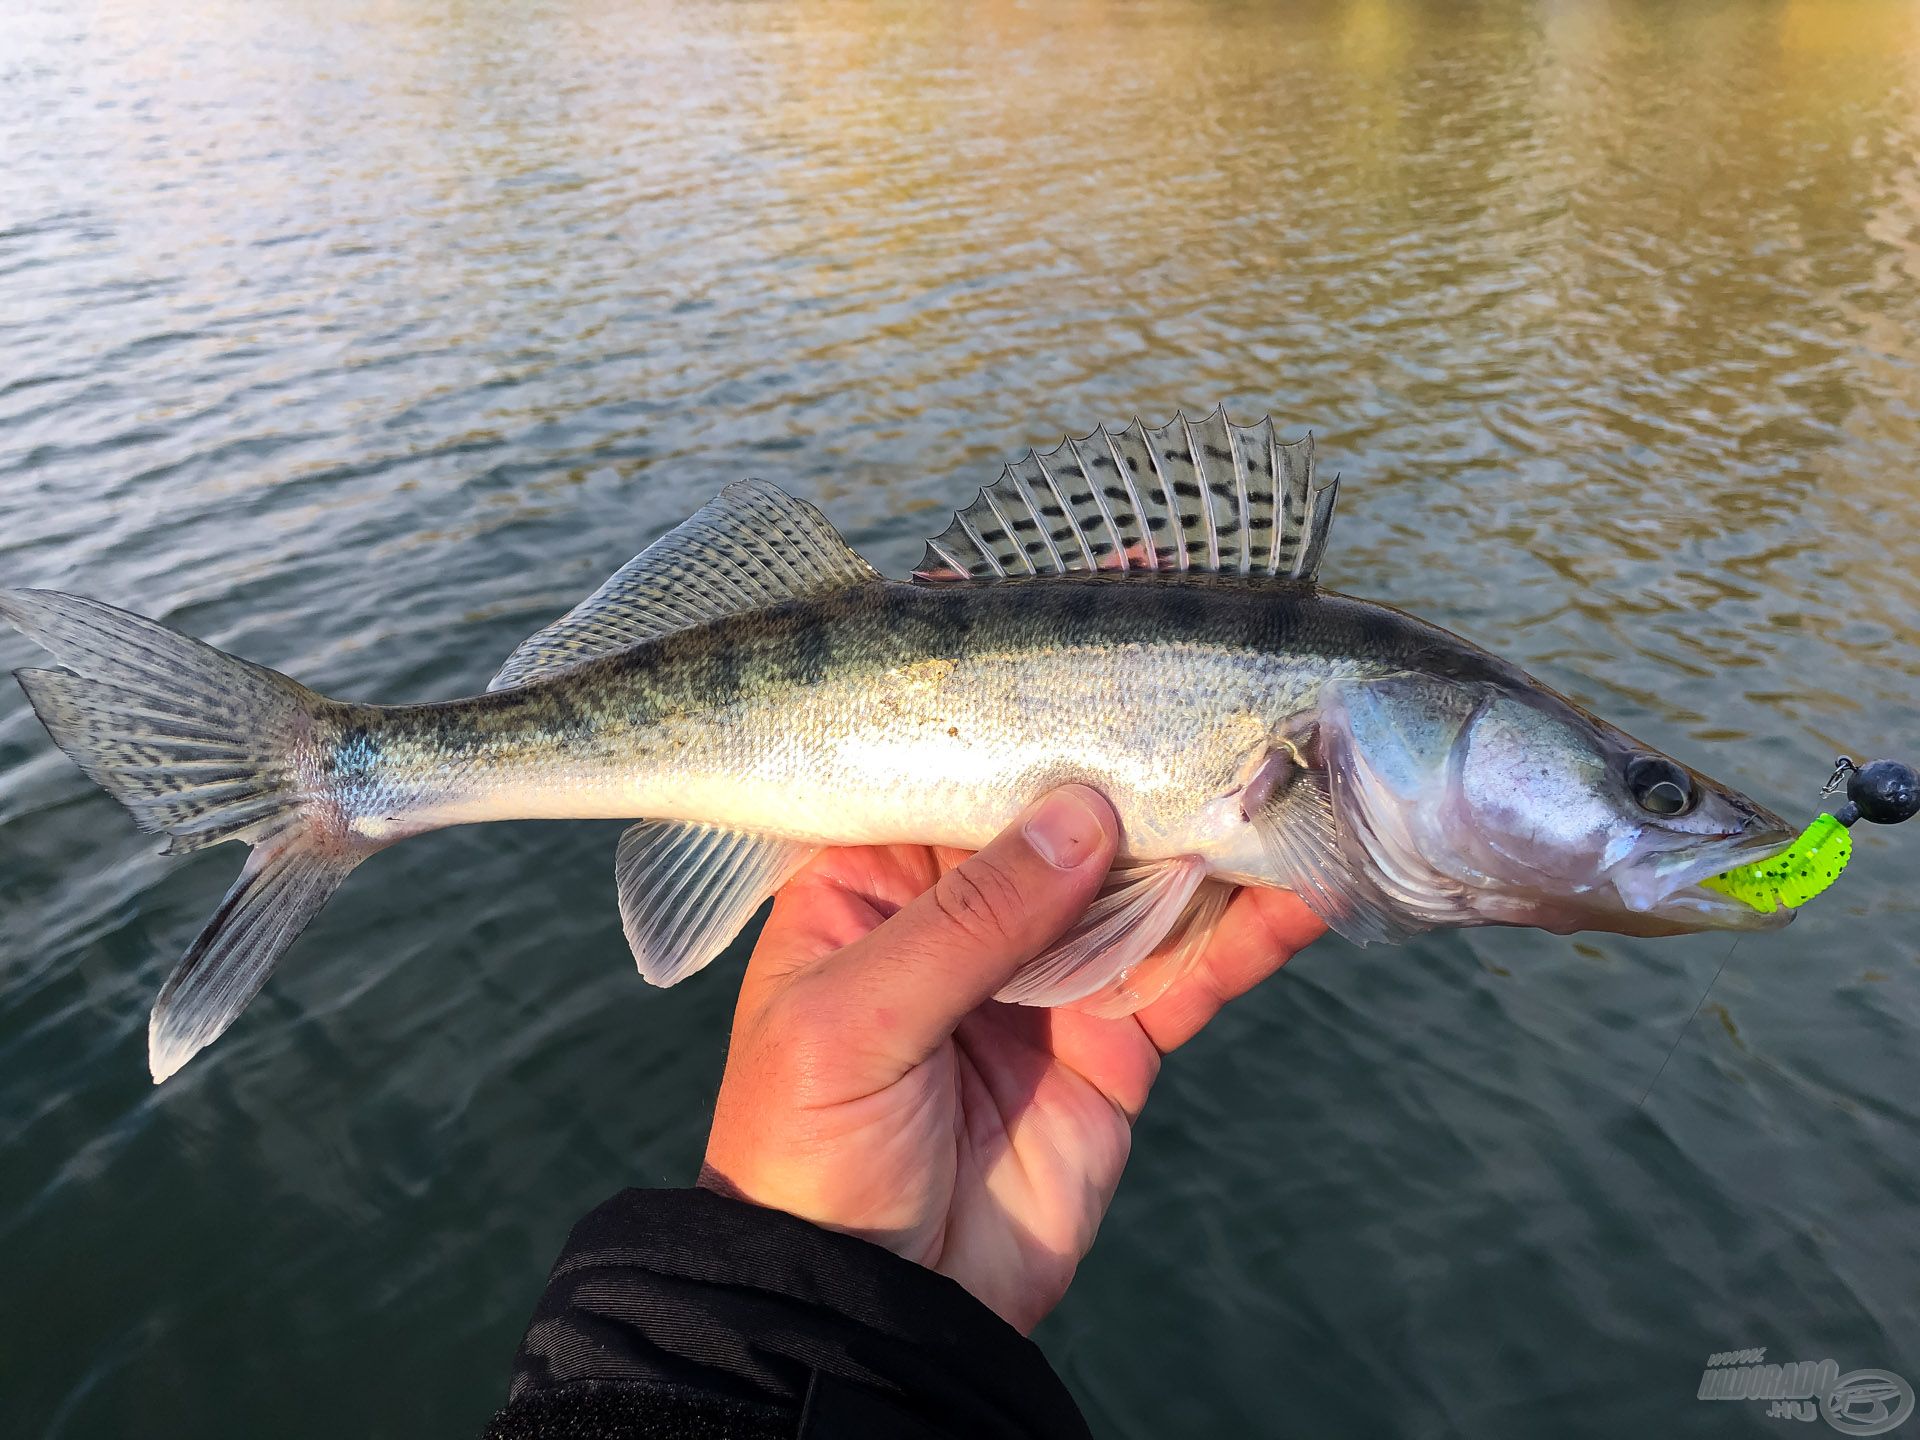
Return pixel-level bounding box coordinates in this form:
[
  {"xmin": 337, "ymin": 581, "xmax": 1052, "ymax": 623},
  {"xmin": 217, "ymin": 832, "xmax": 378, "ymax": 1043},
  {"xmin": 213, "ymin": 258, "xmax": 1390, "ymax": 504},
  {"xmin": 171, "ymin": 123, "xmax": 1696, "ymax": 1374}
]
[{"xmin": 806, "ymin": 785, "xmax": 1119, "ymax": 1066}]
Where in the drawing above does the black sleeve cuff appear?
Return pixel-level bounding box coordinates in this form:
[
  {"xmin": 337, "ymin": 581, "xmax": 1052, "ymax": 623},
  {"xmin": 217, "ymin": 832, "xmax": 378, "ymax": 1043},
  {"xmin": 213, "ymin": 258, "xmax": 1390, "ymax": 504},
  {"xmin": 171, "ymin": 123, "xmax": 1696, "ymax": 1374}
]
[{"xmin": 486, "ymin": 1187, "xmax": 1092, "ymax": 1440}]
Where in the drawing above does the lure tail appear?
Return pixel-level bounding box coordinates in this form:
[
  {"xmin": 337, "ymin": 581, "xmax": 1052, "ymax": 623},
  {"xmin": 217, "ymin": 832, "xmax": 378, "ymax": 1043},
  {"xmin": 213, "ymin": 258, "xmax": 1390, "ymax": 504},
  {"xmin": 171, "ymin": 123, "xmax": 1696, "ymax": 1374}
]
[{"xmin": 0, "ymin": 589, "xmax": 369, "ymax": 1082}]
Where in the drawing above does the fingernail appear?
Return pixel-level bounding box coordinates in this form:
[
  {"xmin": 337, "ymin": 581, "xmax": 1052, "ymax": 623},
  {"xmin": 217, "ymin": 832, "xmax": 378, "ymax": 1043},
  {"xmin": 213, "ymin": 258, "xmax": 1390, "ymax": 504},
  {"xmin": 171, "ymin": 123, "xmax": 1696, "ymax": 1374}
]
[{"xmin": 1024, "ymin": 787, "xmax": 1106, "ymax": 870}]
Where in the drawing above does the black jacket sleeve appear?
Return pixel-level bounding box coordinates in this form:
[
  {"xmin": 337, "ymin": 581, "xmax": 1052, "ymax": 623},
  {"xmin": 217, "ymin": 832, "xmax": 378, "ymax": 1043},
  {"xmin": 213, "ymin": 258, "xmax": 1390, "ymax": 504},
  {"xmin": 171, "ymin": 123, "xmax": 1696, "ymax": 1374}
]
[{"xmin": 484, "ymin": 1188, "xmax": 1094, "ymax": 1440}]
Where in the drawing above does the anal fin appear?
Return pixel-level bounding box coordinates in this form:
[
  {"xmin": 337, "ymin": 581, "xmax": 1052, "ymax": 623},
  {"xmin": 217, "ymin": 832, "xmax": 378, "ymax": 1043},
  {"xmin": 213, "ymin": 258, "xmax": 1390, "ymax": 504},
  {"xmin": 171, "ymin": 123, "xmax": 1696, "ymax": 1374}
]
[{"xmin": 616, "ymin": 822, "xmax": 817, "ymax": 986}]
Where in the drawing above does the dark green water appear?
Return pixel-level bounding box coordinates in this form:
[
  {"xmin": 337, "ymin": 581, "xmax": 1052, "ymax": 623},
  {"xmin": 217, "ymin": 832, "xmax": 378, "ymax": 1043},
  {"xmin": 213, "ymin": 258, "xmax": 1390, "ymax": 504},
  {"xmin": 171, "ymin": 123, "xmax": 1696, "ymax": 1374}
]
[{"xmin": 5, "ymin": 1, "xmax": 1920, "ymax": 1435}]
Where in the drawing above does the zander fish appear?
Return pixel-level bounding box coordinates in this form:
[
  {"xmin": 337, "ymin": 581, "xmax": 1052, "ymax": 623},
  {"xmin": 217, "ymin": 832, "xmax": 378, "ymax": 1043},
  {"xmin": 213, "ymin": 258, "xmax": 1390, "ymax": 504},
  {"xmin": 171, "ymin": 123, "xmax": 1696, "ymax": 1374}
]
[{"xmin": 0, "ymin": 409, "xmax": 1798, "ymax": 1082}]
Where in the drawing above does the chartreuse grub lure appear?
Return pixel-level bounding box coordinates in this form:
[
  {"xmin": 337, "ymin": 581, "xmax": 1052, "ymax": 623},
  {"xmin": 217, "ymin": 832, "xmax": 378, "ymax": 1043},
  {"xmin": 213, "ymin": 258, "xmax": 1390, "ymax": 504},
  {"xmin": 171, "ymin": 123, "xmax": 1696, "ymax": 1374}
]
[
  {"xmin": 1700, "ymin": 813, "xmax": 1852, "ymax": 913},
  {"xmin": 1701, "ymin": 757, "xmax": 1918, "ymax": 914}
]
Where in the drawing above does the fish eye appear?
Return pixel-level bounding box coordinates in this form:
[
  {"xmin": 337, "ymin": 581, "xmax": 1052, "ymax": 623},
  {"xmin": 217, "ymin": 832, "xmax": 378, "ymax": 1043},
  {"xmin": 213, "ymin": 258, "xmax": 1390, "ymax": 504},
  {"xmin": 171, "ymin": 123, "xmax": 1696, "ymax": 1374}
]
[{"xmin": 1625, "ymin": 755, "xmax": 1694, "ymax": 817}]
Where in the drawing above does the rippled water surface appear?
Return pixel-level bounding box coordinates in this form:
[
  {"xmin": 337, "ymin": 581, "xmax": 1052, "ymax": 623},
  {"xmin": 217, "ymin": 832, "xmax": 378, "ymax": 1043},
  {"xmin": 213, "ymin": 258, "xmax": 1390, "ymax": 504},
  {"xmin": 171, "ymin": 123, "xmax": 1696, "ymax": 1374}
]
[{"xmin": 6, "ymin": 1, "xmax": 1920, "ymax": 1435}]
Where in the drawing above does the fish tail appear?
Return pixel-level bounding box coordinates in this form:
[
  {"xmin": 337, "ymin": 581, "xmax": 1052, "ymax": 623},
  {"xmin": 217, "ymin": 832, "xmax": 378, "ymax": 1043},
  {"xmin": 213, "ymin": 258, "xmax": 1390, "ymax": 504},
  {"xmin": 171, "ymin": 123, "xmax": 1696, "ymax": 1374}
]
[{"xmin": 0, "ymin": 589, "xmax": 369, "ymax": 1082}]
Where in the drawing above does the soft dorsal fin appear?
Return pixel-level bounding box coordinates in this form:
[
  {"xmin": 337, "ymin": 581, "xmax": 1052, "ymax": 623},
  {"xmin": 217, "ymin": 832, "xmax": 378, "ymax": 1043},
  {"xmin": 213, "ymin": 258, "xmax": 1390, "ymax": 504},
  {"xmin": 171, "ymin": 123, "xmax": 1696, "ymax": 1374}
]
[
  {"xmin": 490, "ymin": 479, "xmax": 878, "ymax": 691},
  {"xmin": 915, "ymin": 407, "xmax": 1340, "ymax": 584}
]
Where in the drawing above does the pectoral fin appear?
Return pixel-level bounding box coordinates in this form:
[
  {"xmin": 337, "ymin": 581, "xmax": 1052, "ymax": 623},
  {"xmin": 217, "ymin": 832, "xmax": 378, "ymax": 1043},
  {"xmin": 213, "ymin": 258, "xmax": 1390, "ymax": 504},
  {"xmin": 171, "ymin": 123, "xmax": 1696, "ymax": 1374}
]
[
  {"xmin": 1240, "ymin": 731, "xmax": 1416, "ymax": 947},
  {"xmin": 1064, "ymin": 876, "xmax": 1239, "ymax": 1020},
  {"xmin": 615, "ymin": 821, "xmax": 817, "ymax": 986},
  {"xmin": 996, "ymin": 855, "xmax": 1217, "ymax": 1010}
]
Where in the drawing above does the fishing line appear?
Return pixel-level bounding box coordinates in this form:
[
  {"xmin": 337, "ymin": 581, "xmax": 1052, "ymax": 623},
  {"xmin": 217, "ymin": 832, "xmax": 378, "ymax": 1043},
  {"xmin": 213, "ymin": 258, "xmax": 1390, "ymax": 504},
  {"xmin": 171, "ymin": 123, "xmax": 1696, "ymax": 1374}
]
[
  {"xmin": 1635, "ymin": 934, "xmax": 1743, "ymax": 1110},
  {"xmin": 1633, "ymin": 754, "xmax": 1918, "ymax": 1111}
]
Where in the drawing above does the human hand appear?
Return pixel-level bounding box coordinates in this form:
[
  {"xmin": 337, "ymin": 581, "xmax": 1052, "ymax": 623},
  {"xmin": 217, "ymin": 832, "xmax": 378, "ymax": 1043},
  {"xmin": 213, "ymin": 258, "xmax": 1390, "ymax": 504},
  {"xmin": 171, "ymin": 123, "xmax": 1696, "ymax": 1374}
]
[{"xmin": 698, "ymin": 786, "xmax": 1326, "ymax": 1333}]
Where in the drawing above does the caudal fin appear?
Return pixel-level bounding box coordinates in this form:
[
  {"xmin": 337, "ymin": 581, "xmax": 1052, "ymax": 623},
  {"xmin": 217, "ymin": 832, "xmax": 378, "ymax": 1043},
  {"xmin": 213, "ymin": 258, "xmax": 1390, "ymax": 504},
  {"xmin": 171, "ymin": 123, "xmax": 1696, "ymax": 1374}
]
[{"xmin": 0, "ymin": 589, "xmax": 365, "ymax": 1082}]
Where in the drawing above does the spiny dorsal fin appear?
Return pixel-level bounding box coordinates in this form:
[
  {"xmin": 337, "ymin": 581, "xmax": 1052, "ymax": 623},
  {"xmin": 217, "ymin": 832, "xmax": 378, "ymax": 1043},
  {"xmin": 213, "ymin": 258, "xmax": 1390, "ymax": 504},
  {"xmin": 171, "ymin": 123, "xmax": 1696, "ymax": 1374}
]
[
  {"xmin": 914, "ymin": 407, "xmax": 1340, "ymax": 585},
  {"xmin": 490, "ymin": 479, "xmax": 878, "ymax": 691}
]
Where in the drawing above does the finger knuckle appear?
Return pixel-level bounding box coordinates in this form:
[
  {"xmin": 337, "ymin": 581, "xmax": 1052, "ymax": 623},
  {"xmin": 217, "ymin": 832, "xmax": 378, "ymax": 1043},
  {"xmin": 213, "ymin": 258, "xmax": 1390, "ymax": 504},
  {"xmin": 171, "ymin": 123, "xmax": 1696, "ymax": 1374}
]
[{"xmin": 932, "ymin": 860, "xmax": 1026, "ymax": 948}]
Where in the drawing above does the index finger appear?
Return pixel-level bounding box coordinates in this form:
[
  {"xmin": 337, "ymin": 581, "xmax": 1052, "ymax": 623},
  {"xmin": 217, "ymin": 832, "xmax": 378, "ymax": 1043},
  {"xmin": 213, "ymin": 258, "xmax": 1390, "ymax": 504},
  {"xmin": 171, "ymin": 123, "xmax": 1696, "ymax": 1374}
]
[
  {"xmin": 735, "ymin": 843, "xmax": 943, "ymax": 1016},
  {"xmin": 1130, "ymin": 886, "xmax": 1325, "ymax": 1053}
]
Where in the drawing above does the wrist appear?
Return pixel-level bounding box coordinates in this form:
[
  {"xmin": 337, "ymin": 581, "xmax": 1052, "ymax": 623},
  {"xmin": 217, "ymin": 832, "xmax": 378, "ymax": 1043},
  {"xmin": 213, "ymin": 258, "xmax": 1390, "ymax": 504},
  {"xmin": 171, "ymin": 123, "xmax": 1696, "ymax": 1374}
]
[{"xmin": 693, "ymin": 1161, "xmax": 746, "ymax": 1201}]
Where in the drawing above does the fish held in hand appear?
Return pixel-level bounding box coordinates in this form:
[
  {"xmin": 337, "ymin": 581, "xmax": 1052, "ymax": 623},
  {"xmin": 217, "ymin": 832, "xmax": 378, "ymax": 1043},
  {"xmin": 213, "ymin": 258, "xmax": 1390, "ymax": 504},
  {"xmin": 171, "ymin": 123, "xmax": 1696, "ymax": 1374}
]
[{"xmin": 0, "ymin": 409, "xmax": 1799, "ymax": 1082}]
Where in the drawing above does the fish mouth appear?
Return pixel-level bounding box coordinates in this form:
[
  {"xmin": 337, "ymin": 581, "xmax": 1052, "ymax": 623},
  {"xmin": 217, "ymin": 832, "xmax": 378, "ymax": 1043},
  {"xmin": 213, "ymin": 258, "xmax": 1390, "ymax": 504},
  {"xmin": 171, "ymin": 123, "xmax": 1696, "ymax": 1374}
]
[{"xmin": 1612, "ymin": 824, "xmax": 1801, "ymax": 932}]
